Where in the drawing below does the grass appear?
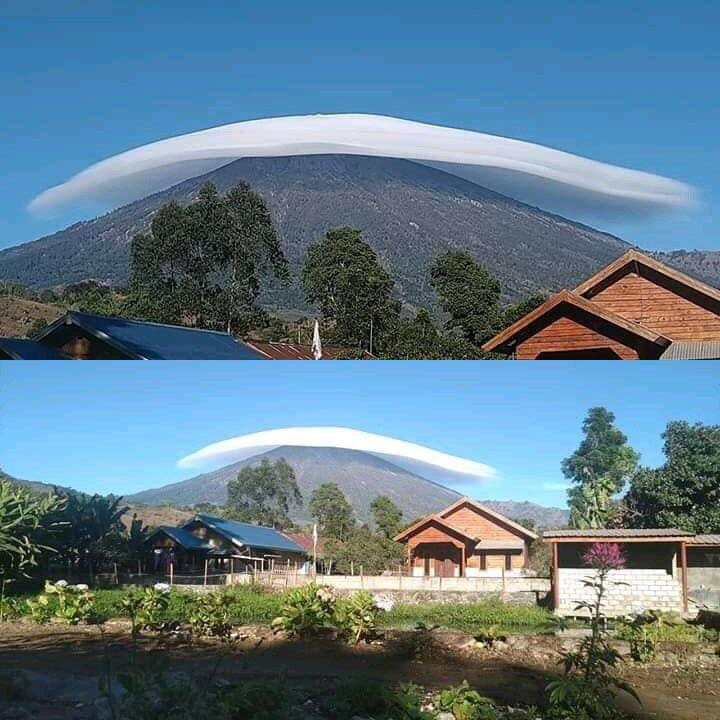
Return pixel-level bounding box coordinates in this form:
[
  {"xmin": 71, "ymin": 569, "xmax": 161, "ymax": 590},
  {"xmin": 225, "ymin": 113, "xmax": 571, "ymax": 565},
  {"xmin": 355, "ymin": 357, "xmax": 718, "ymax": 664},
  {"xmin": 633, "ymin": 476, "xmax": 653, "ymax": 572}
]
[{"xmin": 381, "ymin": 599, "xmax": 559, "ymax": 634}]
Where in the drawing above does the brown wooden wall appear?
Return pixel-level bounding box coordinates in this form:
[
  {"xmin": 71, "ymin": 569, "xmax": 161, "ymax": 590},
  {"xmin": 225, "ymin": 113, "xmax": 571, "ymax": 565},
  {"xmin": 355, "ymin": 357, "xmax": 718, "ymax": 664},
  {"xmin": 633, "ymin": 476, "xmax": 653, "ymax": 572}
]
[
  {"xmin": 590, "ymin": 271, "xmax": 720, "ymax": 341},
  {"xmin": 442, "ymin": 504, "xmax": 526, "ymax": 541},
  {"xmin": 515, "ymin": 316, "xmax": 640, "ymax": 360}
]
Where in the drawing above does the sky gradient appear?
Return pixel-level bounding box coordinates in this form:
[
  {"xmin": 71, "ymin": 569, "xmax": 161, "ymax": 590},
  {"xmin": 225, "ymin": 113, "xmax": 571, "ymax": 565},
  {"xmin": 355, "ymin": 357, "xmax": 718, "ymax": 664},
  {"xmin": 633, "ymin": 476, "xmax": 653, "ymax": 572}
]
[
  {"xmin": 1, "ymin": 362, "xmax": 717, "ymax": 508},
  {"xmin": 1, "ymin": 1, "xmax": 719, "ymax": 254}
]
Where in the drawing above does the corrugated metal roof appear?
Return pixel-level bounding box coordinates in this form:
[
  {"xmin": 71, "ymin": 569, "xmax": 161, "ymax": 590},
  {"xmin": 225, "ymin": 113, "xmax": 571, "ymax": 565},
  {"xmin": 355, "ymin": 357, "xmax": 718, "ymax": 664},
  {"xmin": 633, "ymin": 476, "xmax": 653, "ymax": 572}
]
[
  {"xmin": 191, "ymin": 515, "xmax": 305, "ymax": 554},
  {"xmin": 0, "ymin": 338, "xmax": 68, "ymax": 360},
  {"xmin": 154, "ymin": 526, "xmax": 211, "ymax": 550},
  {"xmin": 45, "ymin": 311, "xmax": 264, "ymax": 360},
  {"xmin": 661, "ymin": 341, "xmax": 720, "ymax": 360},
  {"xmin": 543, "ymin": 528, "xmax": 692, "ymax": 538},
  {"xmin": 689, "ymin": 534, "xmax": 720, "ymax": 545}
]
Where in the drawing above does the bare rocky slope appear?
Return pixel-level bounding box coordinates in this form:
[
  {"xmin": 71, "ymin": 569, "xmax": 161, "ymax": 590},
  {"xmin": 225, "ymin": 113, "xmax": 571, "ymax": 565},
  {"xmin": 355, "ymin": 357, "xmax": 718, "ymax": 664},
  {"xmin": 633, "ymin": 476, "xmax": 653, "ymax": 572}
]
[
  {"xmin": 0, "ymin": 154, "xmax": 636, "ymax": 308},
  {"xmin": 126, "ymin": 446, "xmax": 569, "ymax": 528}
]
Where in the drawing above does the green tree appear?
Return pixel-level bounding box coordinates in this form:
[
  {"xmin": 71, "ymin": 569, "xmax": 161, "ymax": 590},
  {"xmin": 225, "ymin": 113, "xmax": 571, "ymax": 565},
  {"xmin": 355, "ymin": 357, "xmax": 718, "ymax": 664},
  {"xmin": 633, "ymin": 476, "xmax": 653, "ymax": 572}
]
[
  {"xmin": 562, "ymin": 407, "xmax": 639, "ymax": 529},
  {"xmin": 309, "ymin": 483, "xmax": 355, "ymax": 541},
  {"xmin": 325, "ymin": 527, "xmax": 404, "ymax": 575},
  {"xmin": 503, "ymin": 292, "xmax": 547, "ymax": 327},
  {"xmin": 301, "ymin": 227, "xmax": 399, "ymax": 350},
  {"xmin": 370, "ymin": 495, "xmax": 403, "ymax": 538},
  {"xmin": 0, "ymin": 480, "xmax": 63, "ymax": 583},
  {"xmin": 430, "ymin": 250, "xmax": 504, "ymax": 347},
  {"xmin": 625, "ymin": 421, "xmax": 720, "ymax": 532},
  {"xmin": 130, "ymin": 182, "xmax": 288, "ymax": 332},
  {"xmin": 226, "ymin": 459, "xmax": 302, "ymax": 529},
  {"xmin": 380, "ymin": 310, "xmax": 481, "ymax": 360}
]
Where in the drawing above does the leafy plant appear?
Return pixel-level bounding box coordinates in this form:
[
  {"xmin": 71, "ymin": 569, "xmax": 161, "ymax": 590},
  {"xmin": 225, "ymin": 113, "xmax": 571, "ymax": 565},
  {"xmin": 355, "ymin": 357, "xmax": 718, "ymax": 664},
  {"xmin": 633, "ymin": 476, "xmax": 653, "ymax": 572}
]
[
  {"xmin": 121, "ymin": 583, "xmax": 171, "ymax": 637},
  {"xmin": 545, "ymin": 543, "xmax": 639, "ymax": 720},
  {"xmin": 25, "ymin": 592, "xmax": 53, "ymax": 623},
  {"xmin": 473, "ymin": 625, "xmax": 507, "ymax": 649},
  {"xmin": 336, "ymin": 590, "xmax": 381, "ymax": 643},
  {"xmin": 271, "ymin": 583, "xmax": 336, "ymax": 637},
  {"xmin": 333, "ymin": 678, "xmax": 432, "ymax": 720},
  {"xmin": 436, "ymin": 680, "xmax": 498, "ymax": 720},
  {"xmin": 44, "ymin": 580, "xmax": 95, "ymax": 624},
  {"xmin": 189, "ymin": 591, "xmax": 233, "ymax": 638}
]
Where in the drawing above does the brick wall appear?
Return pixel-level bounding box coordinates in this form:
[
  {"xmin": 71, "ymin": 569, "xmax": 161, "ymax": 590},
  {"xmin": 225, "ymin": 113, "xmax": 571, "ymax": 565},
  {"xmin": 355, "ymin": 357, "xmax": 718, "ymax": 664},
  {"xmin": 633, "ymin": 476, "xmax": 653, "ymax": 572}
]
[{"xmin": 557, "ymin": 568, "xmax": 684, "ymax": 616}]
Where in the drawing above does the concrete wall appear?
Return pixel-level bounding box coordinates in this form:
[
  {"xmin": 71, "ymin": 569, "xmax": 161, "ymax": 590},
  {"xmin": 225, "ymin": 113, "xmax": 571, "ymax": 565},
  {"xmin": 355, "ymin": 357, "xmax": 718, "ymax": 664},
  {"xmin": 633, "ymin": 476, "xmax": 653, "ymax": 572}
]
[
  {"xmin": 229, "ymin": 571, "xmax": 549, "ymax": 598},
  {"xmin": 557, "ymin": 568, "xmax": 684, "ymax": 617}
]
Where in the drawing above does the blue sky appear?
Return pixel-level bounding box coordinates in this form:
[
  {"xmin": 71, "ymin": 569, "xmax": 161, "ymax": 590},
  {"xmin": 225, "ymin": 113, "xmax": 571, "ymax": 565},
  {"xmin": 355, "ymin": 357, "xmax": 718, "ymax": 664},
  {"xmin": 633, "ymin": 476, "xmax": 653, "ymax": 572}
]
[
  {"xmin": 1, "ymin": 1, "xmax": 719, "ymax": 254},
  {"xmin": 1, "ymin": 362, "xmax": 717, "ymax": 508}
]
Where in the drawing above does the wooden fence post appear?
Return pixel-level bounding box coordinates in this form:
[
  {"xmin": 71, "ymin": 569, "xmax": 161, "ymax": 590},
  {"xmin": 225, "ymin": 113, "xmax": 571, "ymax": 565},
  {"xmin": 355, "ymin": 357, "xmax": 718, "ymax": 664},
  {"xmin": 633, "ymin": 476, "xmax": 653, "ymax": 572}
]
[
  {"xmin": 204, "ymin": 558, "xmax": 208, "ymax": 586},
  {"xmin": 169, "ymin": 563, "xmax": 174, "ymax": 586},
  {"xmin": 360, "ymin": 565, "xmax": 364, "ymax": 589}
]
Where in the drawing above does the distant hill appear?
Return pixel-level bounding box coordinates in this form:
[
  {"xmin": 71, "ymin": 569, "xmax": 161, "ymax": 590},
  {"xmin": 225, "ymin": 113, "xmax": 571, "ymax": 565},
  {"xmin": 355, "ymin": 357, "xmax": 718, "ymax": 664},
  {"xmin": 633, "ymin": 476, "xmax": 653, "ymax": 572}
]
[
  {"xmin": 652, "ymin": 250, "xmax": 720, "ymax": 289},
  {"xmin": 0, "ymin": 296, "xmax": 62, "ymax": 338},
  {"xmin": 0, "ymin": 154, "xmax": 635, "ymax": 307},
  {"xmin": 127, "ymin": 446, "xmax": 569, "ymax": 529}
]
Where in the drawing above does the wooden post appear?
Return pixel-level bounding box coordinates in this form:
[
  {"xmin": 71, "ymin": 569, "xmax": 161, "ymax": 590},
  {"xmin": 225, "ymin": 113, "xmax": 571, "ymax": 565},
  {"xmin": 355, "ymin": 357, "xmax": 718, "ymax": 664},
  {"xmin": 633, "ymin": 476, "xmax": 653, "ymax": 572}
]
[
  {"xmin": 680, "ymin": 541, "xmax": 689, "ymax": 613},
  {"xmin": 551, "ymin": 541, "xmax": 559, "ymax": 611},
  {"xmin": 350, "ymin": 561, "xmax": 354, "ymax": 576},
  {"xmin": 137, "ymin": 560, "xmax": 142, "ymax": 577},
  {"xmin": 203, "ymin": 558, "xmax": 208, "ymax": 586},
  {"xmin": 398, "ymin": 564, "xmax": 402, "ymax": 591},
  {"xmin": 113, "ymin": 563, "xmax": 119, "ymax": 585},
  {"xmin": 360, "ymin": 565, "xmax": 364, "ymax": 589},
  {"xmin": 461, "ymin": 545, "xmax": 466, "ymax": 578},
  {"xmin": 169, "ymin": 562, "xmax": 174, "ymax": 586}
]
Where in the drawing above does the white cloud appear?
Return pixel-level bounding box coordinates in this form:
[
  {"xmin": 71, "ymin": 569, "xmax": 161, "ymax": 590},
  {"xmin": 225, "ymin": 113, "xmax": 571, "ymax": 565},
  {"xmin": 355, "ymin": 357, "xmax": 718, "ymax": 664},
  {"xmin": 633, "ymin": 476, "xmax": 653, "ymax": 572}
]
[
  {"xmin": 178, "ymin": 426, "xmax": 497, "ymax": 482},
  {"xmin": 29, "ymin": 113, "xmax": 694, "ymax": 219}
]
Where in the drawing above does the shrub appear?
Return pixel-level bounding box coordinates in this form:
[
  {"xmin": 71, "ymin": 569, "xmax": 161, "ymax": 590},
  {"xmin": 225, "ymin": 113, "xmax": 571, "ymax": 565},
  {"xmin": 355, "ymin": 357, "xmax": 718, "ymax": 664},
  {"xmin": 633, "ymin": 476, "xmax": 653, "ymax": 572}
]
[
  {"xmin": 336, "ymin": 590, "xmax": 381, "ymax": 643},
  {"xmin": 189, "ymin": 591, "xmax": 233, "ymax": 638},
  {"xmin": 333, "ymin": 678, "xmax": 431, "ymax": 720},
  {"xmin": 218, "ymin": 680, "xmax": 290, "ymax": 719},
  {"xmin": 271, "ymin": 583, "xmax": 336, "ymax": 637},
  {"xmin": 121, "ymin": 584, "xmax": 171, "ymax": 637},
  {"xmin": 43, "ymin": 580, "xmax": 95, "ymax": 625},
  {"xmin": 25, "ymin": 593, "xmax": 53, "ymax": 624},
  {"xmin": 436, "ymin": 680, "xmax": 497, "ymax": 720}
]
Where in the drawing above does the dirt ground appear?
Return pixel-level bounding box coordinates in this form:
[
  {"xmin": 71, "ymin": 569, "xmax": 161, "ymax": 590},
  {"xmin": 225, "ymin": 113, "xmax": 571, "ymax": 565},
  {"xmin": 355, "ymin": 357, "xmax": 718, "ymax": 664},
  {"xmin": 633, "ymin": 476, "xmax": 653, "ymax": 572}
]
[{"xmin": 0, "ymin": 621, "xmax": 718, "ymax": 720}]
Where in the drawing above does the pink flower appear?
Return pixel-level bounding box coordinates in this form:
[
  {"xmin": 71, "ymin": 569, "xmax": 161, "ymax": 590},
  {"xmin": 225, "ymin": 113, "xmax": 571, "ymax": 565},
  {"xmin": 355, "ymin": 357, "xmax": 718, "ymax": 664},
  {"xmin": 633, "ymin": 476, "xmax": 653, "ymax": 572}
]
[{"xmin": 582, "ymin": 542, "xmax": 625, "ymax": 571}]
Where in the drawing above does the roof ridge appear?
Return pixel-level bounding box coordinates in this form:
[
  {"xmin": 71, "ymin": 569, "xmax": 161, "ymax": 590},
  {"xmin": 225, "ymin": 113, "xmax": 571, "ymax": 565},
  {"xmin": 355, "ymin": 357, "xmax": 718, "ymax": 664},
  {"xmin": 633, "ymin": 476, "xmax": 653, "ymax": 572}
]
[{"xmin": 68, "ymin": 310, "xmax": 236, "ymax": 337}]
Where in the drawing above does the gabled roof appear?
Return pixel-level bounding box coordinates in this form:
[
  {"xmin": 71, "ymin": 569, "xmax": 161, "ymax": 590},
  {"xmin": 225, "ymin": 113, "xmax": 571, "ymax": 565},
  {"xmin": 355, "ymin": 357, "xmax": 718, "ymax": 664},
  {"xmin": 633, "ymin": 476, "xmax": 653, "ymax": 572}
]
[
  {"xmin": 187, "ymin": 515, "xmax": 305, "ymax": 554},
  {"xmin": 482, "ymin": 289, "xmax": 671, "ymax": 354},
  {"xmin": 393, "ymin": 514, "xmax": 476, "ymax": 543},
  {"xmin": 147, "ymin": 526, "xmax": 212, "ymax": 550},
  {"xmin": 574, "ymin": 249, "xmax": 720, "ymax": 304},
  {"xmin": 660, "ymin": 341, "xmax": 720, "ymax": 360},
  {"xmin": 0, "ymin": 338, "xmax": 68, "ymax": 360},
  {"xmin": 438, "ymin": 497, "xmax": 539, "ymax": 540},
  {"xmin": 35, "ymin": 311, "xmax": 264, "ymax": 360}
]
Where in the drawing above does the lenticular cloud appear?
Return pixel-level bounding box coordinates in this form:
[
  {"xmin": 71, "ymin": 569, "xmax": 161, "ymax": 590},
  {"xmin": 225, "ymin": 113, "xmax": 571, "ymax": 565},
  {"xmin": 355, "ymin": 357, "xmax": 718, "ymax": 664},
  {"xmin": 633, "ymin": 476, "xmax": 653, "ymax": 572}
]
[
  {"xmin": 29, "ymin": 114, "xmax": 693, "ymax": 218},
  {"xmin": 178, "ymin": 426, "xmax": 496, "ymax": 482}
]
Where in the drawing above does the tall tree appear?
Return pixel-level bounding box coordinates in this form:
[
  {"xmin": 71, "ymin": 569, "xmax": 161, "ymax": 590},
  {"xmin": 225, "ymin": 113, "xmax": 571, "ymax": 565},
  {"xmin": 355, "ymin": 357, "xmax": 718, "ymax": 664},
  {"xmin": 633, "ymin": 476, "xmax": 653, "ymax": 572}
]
[
  {"xmin": 430, "ymin": 250, "xmax": 504, "ymax": 347},
  {"xmin": 308, "ymin": 483, "xmax": 355, "ymax": 541},
  {"xmin": 625, "ymin": 422, "xmax": 720, "ymax": 533},
  {"xmin": 562, "ymin": 407, "xmax": 639, "ymax": 529},
  {"xmin": 226, "ymin": 459, "xmax": 302, "ymax": 529},
  {"xmin": 370, "ymin": 495, "xmax": 403, "ymax": 538},
  {"xmin": 0, "ymin": 480, "xmax": 63, "ymax": 585},
  {"xmin": 130, "ymin": 182, "xmax": 288, "ymax": 332},
  {"xmin": 301, "ymin": 227, "xmax": 399, "ymax": 350}
]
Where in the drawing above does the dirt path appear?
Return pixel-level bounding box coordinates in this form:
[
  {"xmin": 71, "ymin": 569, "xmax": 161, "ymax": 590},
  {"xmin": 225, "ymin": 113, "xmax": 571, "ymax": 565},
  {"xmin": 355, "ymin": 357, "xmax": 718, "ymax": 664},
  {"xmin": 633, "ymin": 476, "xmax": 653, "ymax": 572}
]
[{"xmin": 1, "ymin": 622, "xmax": 718, "ymax": 720}]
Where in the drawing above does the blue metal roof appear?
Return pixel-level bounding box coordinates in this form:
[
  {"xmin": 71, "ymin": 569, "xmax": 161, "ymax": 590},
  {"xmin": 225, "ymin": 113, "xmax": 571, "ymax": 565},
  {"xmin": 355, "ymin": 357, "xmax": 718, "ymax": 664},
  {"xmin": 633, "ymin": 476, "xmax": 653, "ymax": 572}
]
[
  {"xmin": 0, "ymin": 338, "xmax": 68, "ymax": 360},
  {"xmin": 191, "ymin": 515, "xmax": 305, "ymax": 554},
  {"xmin": 42, "ymin": 311, "xmax": 264, "ymax": 360},
  {"xmin": 153, "ymin": 526, "xmax": 212, "ymax": 550}
]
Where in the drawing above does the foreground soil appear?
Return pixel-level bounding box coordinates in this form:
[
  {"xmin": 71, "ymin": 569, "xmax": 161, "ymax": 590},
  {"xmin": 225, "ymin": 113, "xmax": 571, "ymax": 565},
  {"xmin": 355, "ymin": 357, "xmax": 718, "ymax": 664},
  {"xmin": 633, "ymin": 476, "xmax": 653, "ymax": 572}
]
[{"xmin": 1, "ymin": 621, "xmax": 718, "ymax": 720}]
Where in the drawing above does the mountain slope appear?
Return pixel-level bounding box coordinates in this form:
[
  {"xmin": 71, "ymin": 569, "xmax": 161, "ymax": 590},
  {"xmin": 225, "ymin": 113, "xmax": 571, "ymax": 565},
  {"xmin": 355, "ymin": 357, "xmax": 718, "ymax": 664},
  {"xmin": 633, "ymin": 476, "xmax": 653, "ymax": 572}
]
[
  {"xmin": 126, "ymin": 446, "xmax": 568, "ymax": 528},
  {"xmin": 0, "ymin": 154, "xmax": 633, "ymax": 306}
]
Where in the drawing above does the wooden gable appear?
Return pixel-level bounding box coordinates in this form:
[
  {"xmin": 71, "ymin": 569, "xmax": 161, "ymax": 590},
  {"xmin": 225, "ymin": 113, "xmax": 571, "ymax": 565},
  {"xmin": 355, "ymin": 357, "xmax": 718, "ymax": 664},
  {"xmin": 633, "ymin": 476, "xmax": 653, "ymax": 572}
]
[{"xmin": 439, "ymin": 498, "xmax": 537, "ymax": 542}]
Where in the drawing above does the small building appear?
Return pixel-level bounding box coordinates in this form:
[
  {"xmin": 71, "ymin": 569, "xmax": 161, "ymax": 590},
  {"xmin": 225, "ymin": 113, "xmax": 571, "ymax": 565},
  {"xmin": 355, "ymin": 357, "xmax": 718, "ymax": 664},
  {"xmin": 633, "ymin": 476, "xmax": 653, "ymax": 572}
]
[
  {"xmin": 394, "ymin": 497, "xmax": 538, "ymax": 577},
  {"xmin": 544, "ymin": 528, "xmax": 720, "ymax": 617},
  {"xmin": 146, "ymin": 514, "xmax": 307, "ymax": 576},
  {"xmin": 0, "ymin": 338, "xmax": 68, "ymax": 360},
  {"xmin": 243, "ymin": 339, "xmax": 374, "ymax": 360},
  {"xmin": 483, "ymin": 250, "xmax": 720, "ymax": 360}
]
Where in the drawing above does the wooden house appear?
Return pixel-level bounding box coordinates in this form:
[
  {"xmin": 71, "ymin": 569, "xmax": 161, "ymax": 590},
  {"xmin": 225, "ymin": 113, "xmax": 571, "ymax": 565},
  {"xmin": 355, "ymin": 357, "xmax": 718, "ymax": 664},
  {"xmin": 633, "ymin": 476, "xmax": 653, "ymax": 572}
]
[
  {"xmin": 145, "ymin": 515, "xmax": 306, "ymax": 576},
  {"xmin": 394, "ymin": 498, "xmax": 537, "ymax": 577},
  {"xmin": 483, "ymin": 250, "xmax": 720, "ymax": 360}
]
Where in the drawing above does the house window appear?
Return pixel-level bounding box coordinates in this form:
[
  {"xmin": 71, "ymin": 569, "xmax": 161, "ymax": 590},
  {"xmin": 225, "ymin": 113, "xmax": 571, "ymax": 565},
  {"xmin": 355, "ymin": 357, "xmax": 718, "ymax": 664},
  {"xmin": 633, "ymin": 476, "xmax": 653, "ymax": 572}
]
[{"xmin": 505, "ymin": 554, "xmax": 512, "ymax": 571}]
